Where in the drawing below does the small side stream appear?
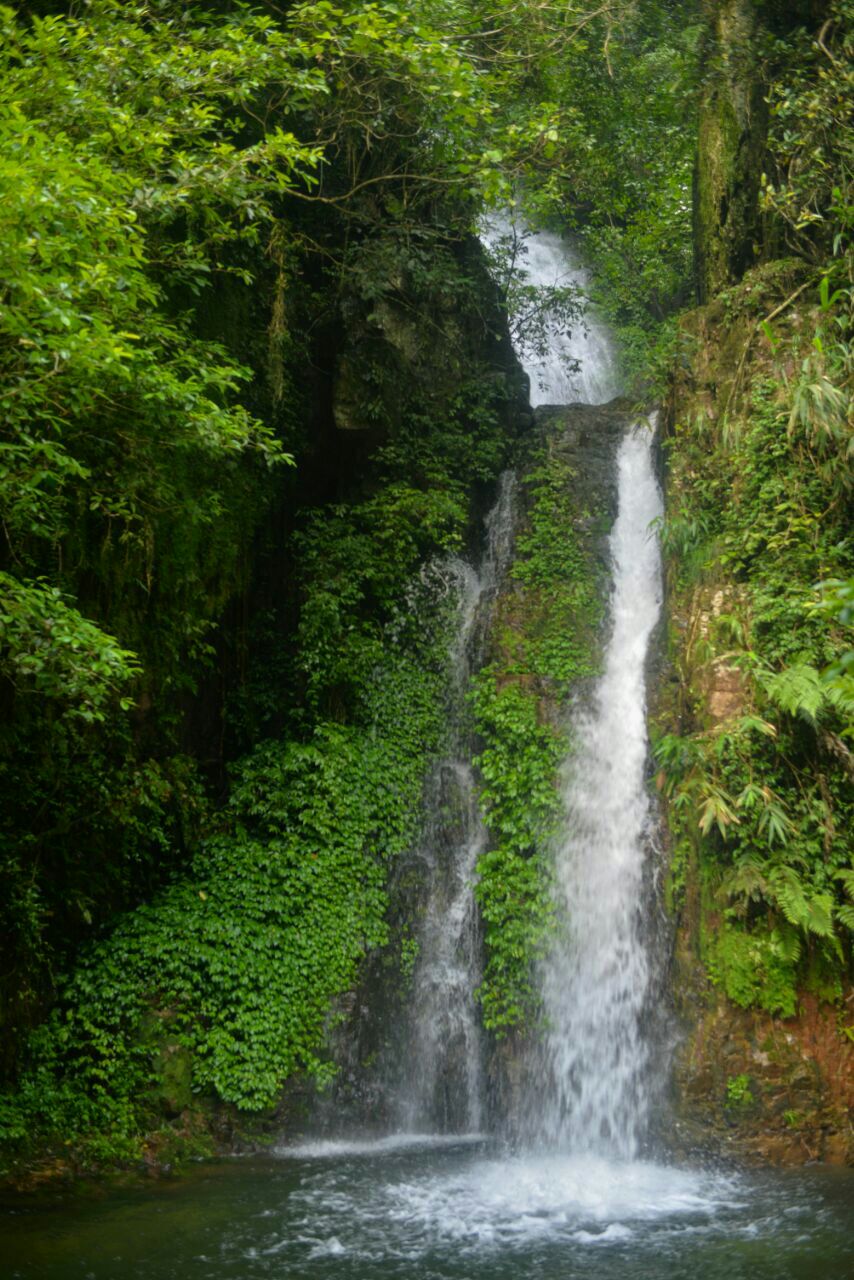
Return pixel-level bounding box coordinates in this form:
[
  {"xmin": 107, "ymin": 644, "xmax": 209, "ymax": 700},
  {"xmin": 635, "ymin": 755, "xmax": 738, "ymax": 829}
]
[{"xmin": 395, "ymin": 474, "xmax": 516, "ymax": 1134}]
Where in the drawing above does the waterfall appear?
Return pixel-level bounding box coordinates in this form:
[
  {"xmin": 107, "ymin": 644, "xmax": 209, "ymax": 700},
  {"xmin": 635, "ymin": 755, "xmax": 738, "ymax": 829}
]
[
  {"xmin": 481, "ymin": 214, "xmax": 621, "ymax": 405},
  {"xmin": 395, "ymin": 475, "xmax": 517, "ymax": 1133},
  {"xmin": 485, "ymin": 218, "xmax": 664, "ymax": 1157},
  {"xmin": 329, "ymin": 221, "xmax": 663, "ymax": 1157},
  {"xmin": 532, "ymin": 424, "xmax": 663, "ymax": 1155}
]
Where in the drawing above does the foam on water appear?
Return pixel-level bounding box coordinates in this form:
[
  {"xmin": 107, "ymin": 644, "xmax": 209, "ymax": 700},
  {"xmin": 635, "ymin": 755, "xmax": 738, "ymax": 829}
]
[
  {"xmin": 280, "ymin": 1133, "xmax": 486, "ymax": 1160},
  {"xmin": 4, "ymin": 1144, "xmax": 851, "ymax": 1279},
  {"xmin": 376, "ymin": 1155, "xmax": 737, "ymax": 1233},
  {"xmin": 261, "ymin": 1153, "xmax": 744, "ymax": 1264}
]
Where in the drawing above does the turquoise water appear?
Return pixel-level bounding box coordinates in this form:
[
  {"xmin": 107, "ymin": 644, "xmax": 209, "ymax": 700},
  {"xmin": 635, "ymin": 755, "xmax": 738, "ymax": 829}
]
[{"xmin": 3, "ymin": 1137, "xmax": 853, "ymax": 1279}]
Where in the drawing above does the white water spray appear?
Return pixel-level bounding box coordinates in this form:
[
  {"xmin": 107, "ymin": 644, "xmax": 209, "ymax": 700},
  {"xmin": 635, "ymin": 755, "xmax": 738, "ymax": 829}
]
[{"xmin": 483, "ymin": 218, "xmax": 663, "ymax": 1155}]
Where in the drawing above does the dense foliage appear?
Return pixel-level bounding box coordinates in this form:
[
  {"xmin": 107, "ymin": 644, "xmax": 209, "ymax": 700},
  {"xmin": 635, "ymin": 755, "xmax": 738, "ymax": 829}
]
[
  {"xmin": 541, "ymin": 1, "xmax": 702, "ymax": 380},
  {"xmin": 0, "ymin": 44, "xmax": 540, "ymax": 1154},
  {"xmin": 654, "ymin": 0, "xmax": 853, "ymax": 1023},
  {"xmin": 659, "ymin": 270, "xmax": 852, "ymax": 1015},
  {"xmin": 760, "ymin": 0, "xmax": 853, "ymax": 281},
  {"xmin": 0, "ymin": 0, "xmax": 307, "ymax": 1063},
  {"xmin": 1, "ymin": 0, "xmax": 695, "ymax": 1044},
  {"xmin": 475, "ymin": 1, "xmax": 702, "ymax": 386}
]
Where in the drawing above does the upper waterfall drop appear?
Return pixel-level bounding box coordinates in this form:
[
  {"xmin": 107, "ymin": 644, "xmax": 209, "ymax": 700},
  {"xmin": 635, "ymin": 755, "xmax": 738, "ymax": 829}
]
[{"xmin": 481, "ymin": 215, "xmax": 621, "ymax": 406}]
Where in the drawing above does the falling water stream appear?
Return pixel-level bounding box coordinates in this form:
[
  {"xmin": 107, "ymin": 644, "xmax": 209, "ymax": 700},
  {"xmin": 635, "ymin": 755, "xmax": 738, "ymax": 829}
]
[
  {"xmin": 396, "ymin": 474, "xmax": 516, "ymax": 1135},
  {"xmin": 531, "ymin": 424, "xmax": 663, "ymax": 1156},
  {"xmin": 4, "ymin": 225, "xmax": 852, "ymax": 1279}
]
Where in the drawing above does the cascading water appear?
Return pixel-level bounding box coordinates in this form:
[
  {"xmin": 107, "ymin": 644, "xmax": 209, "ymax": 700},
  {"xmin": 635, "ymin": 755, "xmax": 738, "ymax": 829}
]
[
  {"xmin": 532, "ymin": 423, "xmax": 663, "ymax": 1156},
  {"xmin": 327, "ymin": 220, "xmax": 662, "ymax": 1162},
  {"xmin": 400, "ymin": 756, "xmax": 486, "ymax": 1133},
  {"xmin": 518, "ymin": 228, "xmax": 620, "ymax": 406},
  {"xmin": 483, "ymin": 218, "xmax": 666, "ymax": 1156},
  {"xmin": 482, "ymin": 214, "xmax": 621, "ymax": 406},
  {"xmin": 395, "ymin": 474, "xmax": 517, "ymax": 1134}
]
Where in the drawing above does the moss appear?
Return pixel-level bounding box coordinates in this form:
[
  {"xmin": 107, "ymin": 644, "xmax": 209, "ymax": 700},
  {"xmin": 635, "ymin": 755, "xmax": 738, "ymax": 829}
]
[{"xmin": 694, "ymin": 0, "xmax": 769, "ymax": 300}]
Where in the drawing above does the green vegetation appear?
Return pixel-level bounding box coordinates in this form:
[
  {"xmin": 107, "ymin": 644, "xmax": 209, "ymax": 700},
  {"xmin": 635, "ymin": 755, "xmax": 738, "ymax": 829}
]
[
  {"xmin": 659, "ymin": 277, "xmax": 852, "ymax": 1017},
  {"xmin": 0, "ymin": 0, "xmax": 543, "ymax": 1161},
  {"xmin": 509, "ymin": 455, "xmax": 607, "ymax": 687},
  {"xmin": 1, "ymin": 0, "xmax": 306, "ymax": 1065},
  {"xmin": 0, "ymin": 373, "xmax": 522, "ymax": 1159},
  {"xmin": 1, "ymin": 0, "xmax": 849, "ymax": 1174},
  {"xmin": 655, "ymin": 0, "xmax": 853, "ymax": 1034},
  {"xmin": 472, "ymin": 437, "xmax": 609, "ymax": 1032},
  {"xmin": 0, "ymin": 214, "xmax": 522, "ymax": 1158},
  {"xmin": 760, "ymin": 0, "xmax": 853, "ymax": 279},
  {"xmin": 548, "ymin": 2, "xmax": 702, "ymax": 382},
  {"xmin": 482, "ymin": 1, "xmax": 702, "ymax": 388},
  {"xmin": 471, "ymin": 672, "xmax": 563, "ymax": 1031},
  {"xmin": 3, "ymin": 705, "xmax": 448, "ymax": 1149},
  {"xmin": 725, "ymin": 1072, "xmax": 754, "ymax": 1107}
]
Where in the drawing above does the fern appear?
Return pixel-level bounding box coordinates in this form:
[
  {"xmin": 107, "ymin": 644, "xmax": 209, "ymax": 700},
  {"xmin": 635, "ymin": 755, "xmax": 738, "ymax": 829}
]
[
  {"xmin": 834, "ymin": 868, "xmax": 854, "ymax": 898},
  {"xmin": 823, "ymin": 670, "xmax": 854, "ymax": 724},
  {"xmin": 836, "ymin": 903, "xmax": 854, "ymax": 931},
  {"xmin": 767, "ymin": 867, "xmax": 837, "ymax": 947},
  {"xmin": 767, "ymin": 864, "xmax": 811, "ymax": 930},
  {"xmin": 804, "ymin": 893, "xmax": 836, "ymax": 942},
  {"xmin": 761, "ymin": 664, "xmax": 826, "ymax": 726},
  {"xmin": 725, "ymin": 857, "xmax": 848, "ymax": 956},
  {"xmin": 721, "ymin": 856, "xmax": 770, "ymax": 906},
  {"xmin": 737, "ymin": 714, "xmax": 778, "ymax": 739},
  {"xmin": 834, "ymin": 869, "xmax": 854, "ymax": 934},
  {"xmin": 773, "ymin": 922, "xmax": 802, "ymax": 965}
]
